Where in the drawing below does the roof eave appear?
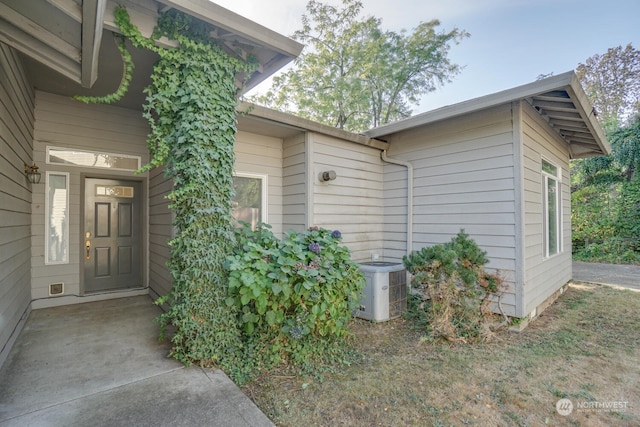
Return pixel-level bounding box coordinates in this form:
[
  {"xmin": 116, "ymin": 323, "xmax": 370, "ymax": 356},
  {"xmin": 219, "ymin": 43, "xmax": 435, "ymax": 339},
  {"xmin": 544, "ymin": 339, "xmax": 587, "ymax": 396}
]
[
  {"xmin": 566, "ymin": 73, "xmax": 611, "ymax": 157},
  {"xmin": 155, "ymin": 0, "xmax": 303, "ymax": 58},
  {"xmin": 240, "ymin": 102, "xmax": 390, "ymax": 150},
  {"xmin": 366, "ymin": 71, "xmax": 610, "ymax": 158},
  {"xmin": 367, "ymin": 72, "xmax": 575, "ymax": 138}
]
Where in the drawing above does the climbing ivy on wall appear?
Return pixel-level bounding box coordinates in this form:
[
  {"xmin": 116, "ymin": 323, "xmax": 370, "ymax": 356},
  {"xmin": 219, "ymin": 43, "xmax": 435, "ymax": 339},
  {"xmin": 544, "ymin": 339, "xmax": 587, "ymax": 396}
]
[{"xmin": 79, "ymin": 7, "xmax": 258, "ymax": 369}]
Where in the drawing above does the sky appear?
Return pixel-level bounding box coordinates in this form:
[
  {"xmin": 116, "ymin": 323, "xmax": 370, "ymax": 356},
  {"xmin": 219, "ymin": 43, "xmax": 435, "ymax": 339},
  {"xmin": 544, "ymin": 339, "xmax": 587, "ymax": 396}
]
[{"xmin": 214, "ymin": 0, "xmax": 639, "ymax": 115}]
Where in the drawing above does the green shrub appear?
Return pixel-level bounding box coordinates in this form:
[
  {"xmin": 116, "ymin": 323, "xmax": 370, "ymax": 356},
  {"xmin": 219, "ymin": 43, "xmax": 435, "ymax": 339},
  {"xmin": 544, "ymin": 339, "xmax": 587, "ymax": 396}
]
[
  {"xmin": 403, "ymin": 230, "xmax": 504, "ymax": 342},
  {"xmin": 225, "ymin": 224, "xmax": 365, "ymax": 376},
  {"xmin": 572, "ymin": 176, "xmax": 640, "ymax": 265}
]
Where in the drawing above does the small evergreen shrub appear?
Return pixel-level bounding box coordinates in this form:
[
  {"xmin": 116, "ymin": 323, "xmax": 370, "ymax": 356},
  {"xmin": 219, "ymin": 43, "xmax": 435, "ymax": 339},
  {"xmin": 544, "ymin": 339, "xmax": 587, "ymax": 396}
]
[
  {"xmin": 403, "ymin": 230, "xmax": 504, "ymax": 342},
  {"xmin": 225, "ymin": 224, "xmax": 365, "ymax": 376}
]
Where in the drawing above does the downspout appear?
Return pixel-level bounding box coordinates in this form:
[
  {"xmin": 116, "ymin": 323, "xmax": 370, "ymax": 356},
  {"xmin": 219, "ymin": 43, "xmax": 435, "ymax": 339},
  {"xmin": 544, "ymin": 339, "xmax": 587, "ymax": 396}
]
[{"xmin": 380, "ymin": 150, "xmax": 413, "ymax": 257}]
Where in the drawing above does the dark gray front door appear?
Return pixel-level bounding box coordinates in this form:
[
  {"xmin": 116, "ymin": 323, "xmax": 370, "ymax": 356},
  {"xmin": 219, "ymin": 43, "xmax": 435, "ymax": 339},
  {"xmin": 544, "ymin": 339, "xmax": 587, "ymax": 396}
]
[{"xmin": 84, "ymin": 178, "xmax": 142, "ymax": 293}]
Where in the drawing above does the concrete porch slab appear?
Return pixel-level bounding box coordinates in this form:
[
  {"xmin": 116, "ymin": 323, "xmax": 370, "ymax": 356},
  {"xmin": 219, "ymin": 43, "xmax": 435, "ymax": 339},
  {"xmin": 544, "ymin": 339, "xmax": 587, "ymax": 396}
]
[{"xmin": 0, "ymin": 296, "xmax": 273, "ymax": 427}]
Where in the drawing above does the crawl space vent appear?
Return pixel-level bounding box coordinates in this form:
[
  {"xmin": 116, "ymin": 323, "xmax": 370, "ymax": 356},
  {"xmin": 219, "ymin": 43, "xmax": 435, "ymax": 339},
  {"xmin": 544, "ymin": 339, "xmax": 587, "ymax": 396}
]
[{"xmin": 49, "ymin": 283, "xmax": 64, "ymax": 296}]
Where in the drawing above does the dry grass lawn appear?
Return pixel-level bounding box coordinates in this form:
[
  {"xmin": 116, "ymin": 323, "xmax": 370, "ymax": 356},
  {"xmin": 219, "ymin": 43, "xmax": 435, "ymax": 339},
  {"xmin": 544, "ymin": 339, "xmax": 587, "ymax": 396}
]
[{"xmin": 243, "ymin": 283, "xmax": 640, "ymax": 426}]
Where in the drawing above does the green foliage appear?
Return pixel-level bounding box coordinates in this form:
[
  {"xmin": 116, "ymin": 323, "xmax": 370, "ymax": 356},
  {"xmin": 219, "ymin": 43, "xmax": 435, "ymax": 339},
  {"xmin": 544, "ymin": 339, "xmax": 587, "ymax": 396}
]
[
  {"xmin": 94, "ymin": 7, "xmax": 259, "ymax": 370},
  {"xmin": 402, "ymin": 230, "xmax": 504, "ymax": 342},
  {"xmin": 73, "ymin": 34, "xmax": 134, "ymax": 104},
  {"xmin": 254, "ymin": 0, "xmax": 468, "ymax": 132},
  {"xmin": 576, "ymin": 43, "xmax": 640, "ymax": 131},
  {"xmin": 616, "ymin": 176, "xmax": 640, "ymax": 239},
  {"xmin": 571, "ymin": 182, "xmax": 618, "ymax": 249},
  {"xmin": 225, "ymin": 224, "xmax": 365, "ymax": 377},
  {"xmin": 609, "ymin": 117, "xmax": 640, "ymax": 182},
  {"xmin": 571, "ymin": 118, "xmax": 640, "ymax": 264}
]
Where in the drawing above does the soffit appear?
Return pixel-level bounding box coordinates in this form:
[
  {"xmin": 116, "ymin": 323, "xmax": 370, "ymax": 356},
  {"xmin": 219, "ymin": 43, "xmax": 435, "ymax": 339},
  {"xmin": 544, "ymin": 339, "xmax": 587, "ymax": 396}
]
[
  {"xmin": 527, "ymin": 88, "xmax": 606, "ymax": 158},
  {"xmin": 367, "ymin": 72, "xmax": 610, "ymax": 159},
  {"xmin": 0, "ymin": 0, "xmax": 301, "ymax": 109}
]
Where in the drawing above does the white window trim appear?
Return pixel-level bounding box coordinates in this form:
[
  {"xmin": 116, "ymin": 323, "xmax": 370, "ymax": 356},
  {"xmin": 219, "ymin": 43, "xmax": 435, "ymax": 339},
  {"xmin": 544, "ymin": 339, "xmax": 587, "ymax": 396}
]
[
  {"xmin": 542, "ymin": 159, "xmax": 562, "ymax": 258},
  {"xmin": 233, "ymin": 172, "xmax": 268, "ymax": 224},
  {"xmin": 46, "ymin": 146, "xmax": 141, "ymax": 171},
  {"xmin": 45, "ymin": 171, "xmax": 70, "ymax": 265}
]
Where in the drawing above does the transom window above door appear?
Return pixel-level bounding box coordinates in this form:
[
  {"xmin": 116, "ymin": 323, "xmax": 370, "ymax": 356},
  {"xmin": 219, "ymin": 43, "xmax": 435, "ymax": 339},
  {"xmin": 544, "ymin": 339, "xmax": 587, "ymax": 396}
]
[{"xmin": 46, "ymin": 146, "xmax": 141, "ymax": 171}]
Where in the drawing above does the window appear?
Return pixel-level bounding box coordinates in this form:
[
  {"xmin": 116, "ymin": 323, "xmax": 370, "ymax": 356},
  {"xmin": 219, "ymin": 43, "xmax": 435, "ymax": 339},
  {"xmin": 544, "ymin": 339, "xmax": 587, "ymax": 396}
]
[
  {"xmin": 46, "ymin": 146, "xmax": 141, "ymax": 171},
  {"xmin": 542, "ymin": 160, "xmax": 561, "ymax": 257},
  {"xmin": 45, "ymin": 172, "xmax": 69, "ymax": 264},
  {"xmin": 232, "ymin": 173, "xmax": 267, "ymax": 230}
]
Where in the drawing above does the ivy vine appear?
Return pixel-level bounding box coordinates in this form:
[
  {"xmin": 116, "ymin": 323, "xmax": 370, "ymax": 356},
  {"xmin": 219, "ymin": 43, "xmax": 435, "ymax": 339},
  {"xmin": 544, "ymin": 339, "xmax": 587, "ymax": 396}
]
[
  {"xmin": 73, "ymin": 34, "xmax": 133, "ymax": 104},
  {"xmin": 77, "ymin": 6, "xmax": 259, "ymax": 371}
]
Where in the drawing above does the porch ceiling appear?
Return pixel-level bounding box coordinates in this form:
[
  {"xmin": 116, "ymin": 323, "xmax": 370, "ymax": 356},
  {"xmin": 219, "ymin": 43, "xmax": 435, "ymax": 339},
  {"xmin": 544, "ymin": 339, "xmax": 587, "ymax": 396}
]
[{"xmin": 0, "ymin": 0, "xmax": 302, "ymax": 110}]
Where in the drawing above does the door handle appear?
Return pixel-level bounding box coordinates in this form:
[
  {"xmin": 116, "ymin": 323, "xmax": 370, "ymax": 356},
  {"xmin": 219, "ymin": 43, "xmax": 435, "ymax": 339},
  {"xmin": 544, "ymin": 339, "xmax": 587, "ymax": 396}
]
[{"xmin": 85, "ymin": 240, "xmax": 91, "ymax": 260}]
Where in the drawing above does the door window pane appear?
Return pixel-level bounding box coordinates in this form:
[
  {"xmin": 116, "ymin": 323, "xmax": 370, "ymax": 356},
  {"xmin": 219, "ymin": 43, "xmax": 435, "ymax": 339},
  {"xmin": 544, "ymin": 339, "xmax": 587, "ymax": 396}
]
[{"xmin": 46, "ymin": 172, "xmax": 69, "ymax": 264}]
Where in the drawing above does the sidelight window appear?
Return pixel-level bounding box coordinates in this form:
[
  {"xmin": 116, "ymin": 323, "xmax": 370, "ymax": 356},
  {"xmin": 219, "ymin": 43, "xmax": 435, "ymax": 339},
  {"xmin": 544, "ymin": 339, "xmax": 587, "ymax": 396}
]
[{"xmin": 45, "ymin": 172, "xmax": 69, "ymax": 264}]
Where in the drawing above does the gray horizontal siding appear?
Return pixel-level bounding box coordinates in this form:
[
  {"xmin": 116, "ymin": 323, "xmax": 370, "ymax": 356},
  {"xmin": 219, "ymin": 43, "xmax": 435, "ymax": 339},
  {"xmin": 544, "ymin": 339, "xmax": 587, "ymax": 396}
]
[
  {"xmin": 282, "ymin": 135, "xmax": 306, "ymax": 232},
  {"xmin": 311, "ymin": 133, "xmax": 384, "ymax": 262},
  {"xmin": 521, "ymin": 102, "xmax": 572, "ymax": 314},
  {"xmin": 0, "ymin": 43, "xmax": 34, "ymax": 364},
  {"xmin": 383, "ymin": 104, "xmax": 518, "ymax": 315},
  {"xmin": 31, "ymin": 92, "xmax": 150, "ymax": 303},
  {"xmin": 235, "ymin": 130, "xmax": 284, "ymax": 236}
]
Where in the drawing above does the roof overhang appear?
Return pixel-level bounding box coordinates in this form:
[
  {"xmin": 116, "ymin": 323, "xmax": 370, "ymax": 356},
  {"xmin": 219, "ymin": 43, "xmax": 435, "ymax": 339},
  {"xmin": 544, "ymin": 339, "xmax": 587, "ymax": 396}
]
[
  {"xmin": 237, "ymin": 103, "xmax": 390, "ymax": 151},
  {"xmin": 367, "ymin": 71, "xmax": 611, "ymax": 159},
  {"xmin": 0, "ymin": 0, "xmax": 302, "ymax": 107}
]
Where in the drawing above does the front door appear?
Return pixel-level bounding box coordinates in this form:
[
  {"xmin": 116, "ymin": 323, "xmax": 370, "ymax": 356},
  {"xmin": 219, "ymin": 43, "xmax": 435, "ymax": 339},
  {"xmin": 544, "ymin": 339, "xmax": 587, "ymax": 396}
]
[{"xmin": 84, "ymin": 178, "xmax": 142, "ymax": 293}]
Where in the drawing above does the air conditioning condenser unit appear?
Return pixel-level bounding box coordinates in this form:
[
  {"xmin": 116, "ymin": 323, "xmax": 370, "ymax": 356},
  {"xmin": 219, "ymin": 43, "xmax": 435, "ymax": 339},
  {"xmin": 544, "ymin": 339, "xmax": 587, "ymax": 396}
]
[{"xmin": 354, "ymin": 262, "xmax": 407, "ymax": 322}]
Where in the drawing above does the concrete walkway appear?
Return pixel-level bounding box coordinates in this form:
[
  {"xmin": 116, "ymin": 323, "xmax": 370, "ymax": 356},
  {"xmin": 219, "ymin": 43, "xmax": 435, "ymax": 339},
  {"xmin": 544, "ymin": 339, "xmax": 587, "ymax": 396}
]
[
  {"xmin": 0, "ymin": 296, "xmax": 273, "ymax": 427},
  {"xmin": 573, "ymin": 261, "xmax": 640, "ymax": 290}
]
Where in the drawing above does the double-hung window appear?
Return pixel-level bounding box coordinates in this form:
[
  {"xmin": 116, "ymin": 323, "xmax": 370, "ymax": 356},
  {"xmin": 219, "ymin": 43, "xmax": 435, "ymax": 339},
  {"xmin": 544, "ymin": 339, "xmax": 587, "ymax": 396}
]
[{"xmin": 542, "ymin": 160, "xmax": 561, "ymax": 257}]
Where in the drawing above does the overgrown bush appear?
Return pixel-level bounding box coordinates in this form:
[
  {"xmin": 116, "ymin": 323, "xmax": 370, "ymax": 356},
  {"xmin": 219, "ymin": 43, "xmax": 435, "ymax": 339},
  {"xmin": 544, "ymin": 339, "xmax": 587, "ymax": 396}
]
[
  {"xmin": 403, "ymin": 230, "xmax": 505, "ymax": 342},
  {"xmin": 225, "ymin": 224, "xmax": 365, "ymax": 378}
]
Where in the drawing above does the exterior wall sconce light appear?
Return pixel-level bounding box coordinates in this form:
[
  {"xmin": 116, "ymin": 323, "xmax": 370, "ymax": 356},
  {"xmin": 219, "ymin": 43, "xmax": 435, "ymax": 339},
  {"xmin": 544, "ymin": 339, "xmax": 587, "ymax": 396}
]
[
  {"xmin": 24, "ymin": 162, "xmax": 41, "ymax": 184},
  {"xmin": 319, "ymin": 170, "xmax": 337, "ymax": 182}
]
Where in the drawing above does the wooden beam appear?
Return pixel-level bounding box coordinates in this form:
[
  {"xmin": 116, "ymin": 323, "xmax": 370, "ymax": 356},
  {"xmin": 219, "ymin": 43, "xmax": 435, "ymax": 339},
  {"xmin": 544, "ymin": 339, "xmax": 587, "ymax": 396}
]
[
  {"xmin": 532, "ymin": 91, "xmax": 571, "ymax": 102},
  {"xmin": 0, "ymin": 3, "xmax": 80, "ymax": 62},
  {"xmin": 542, "ymin": 110, "xmax": 583, "ymax": 122},
  {"xmin": 548, "ymin": 118, "xmax": 589, "ymax": 130},
  {"xmin": 103, "ymin": 2, "xmax": 178, "ymax": 48},
  {"xmin": 531, "ymin": 100, "xmax": 577, "ymax": 113},
  {"xmin": 567, "ymin": 137, "xmax": 598, "ymax": 146},
  {"xmin": 81, "ymin": 0, "xmax": 107, "ymax": 88},
  {"xmin": 0, "ymin": 19, "xmax": 81, "ymax": 83},
  {"xmin": 46, "ymin": 0, "xmax": 82, "ymax": 23}
]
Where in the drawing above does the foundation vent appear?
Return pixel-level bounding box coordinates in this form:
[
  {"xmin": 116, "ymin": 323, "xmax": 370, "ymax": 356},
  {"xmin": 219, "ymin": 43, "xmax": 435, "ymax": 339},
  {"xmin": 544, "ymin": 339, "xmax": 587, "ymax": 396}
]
[{"xmin": 49, "ymin": 283, "xmax": 64, "ymax": 296}]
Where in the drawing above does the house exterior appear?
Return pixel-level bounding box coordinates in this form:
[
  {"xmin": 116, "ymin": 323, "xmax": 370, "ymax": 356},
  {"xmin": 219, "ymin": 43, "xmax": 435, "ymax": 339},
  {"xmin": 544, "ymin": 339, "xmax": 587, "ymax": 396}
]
[
  {"xmin": 0, "ymin": 0, "xmax": 303, "ymax": 366},
  {"xmin": 366, "ymin": 73, "xmax": 610, "ymax": 317},
  {"xmin": 0, "ymin": 1, "xmax": 609, "ymax": 367}
]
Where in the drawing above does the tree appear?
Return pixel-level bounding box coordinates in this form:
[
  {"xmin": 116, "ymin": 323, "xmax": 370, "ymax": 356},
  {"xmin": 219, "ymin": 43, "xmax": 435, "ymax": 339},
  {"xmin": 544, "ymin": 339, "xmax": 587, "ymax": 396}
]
[
  {"xmin": 609, "ymin": 116, "xmax": 640, "ymax": 182},
  {"xmin": 254, "ymin": 0, "xmax": 468, "ymax": 132},
  {"xmin": 575, "ymin": 44, "xmax": 640, "ymax": 132}
]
